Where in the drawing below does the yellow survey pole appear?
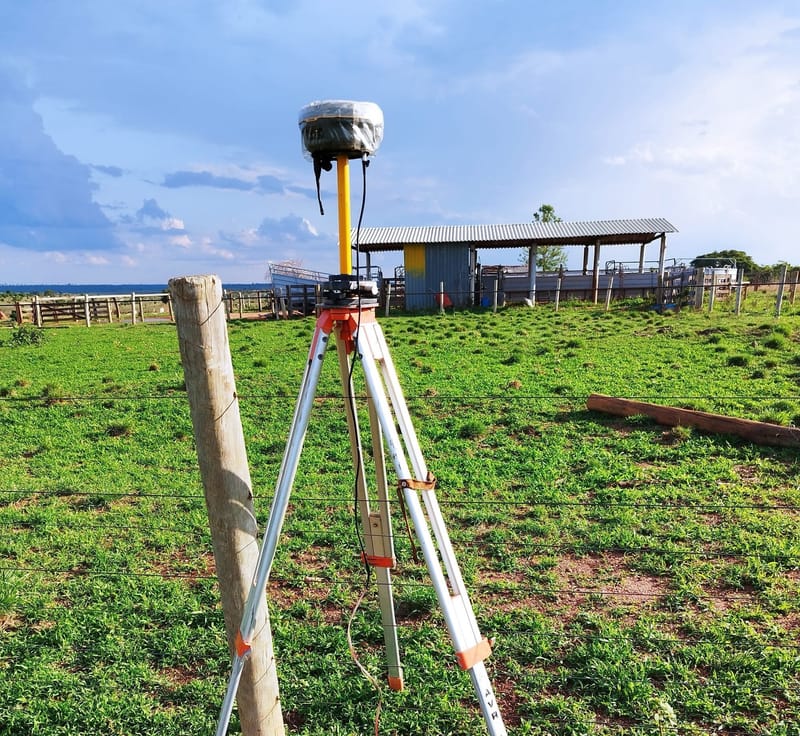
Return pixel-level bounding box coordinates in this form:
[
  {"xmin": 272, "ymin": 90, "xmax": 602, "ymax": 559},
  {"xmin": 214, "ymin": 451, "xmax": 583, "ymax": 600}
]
[{"xmin": 336, "ymin": 154, "xmax": 352, "ymax": 275}]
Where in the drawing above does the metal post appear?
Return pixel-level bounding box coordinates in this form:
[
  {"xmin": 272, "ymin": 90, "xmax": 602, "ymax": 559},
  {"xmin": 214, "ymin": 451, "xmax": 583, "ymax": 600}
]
[
  {"xmin": 591, "ymin": 240, "xmax": 601, "ymax": 304},
  {"xmin": 555, "ymin": 277, "xmax": 562, "ymax": 312},
  {"xmin": 385, "ymin": 281, "xmax": 392, "ymax": 317},
  {"xmin": 492, "ymin": 279, "xmax": 498, "ymax": 313},
  {"xmin": 131, "ymin": 292, "xmax": 137, "ymax": 325},
  {"xmin": 657, "ymin": 233, "xmax": 666, "ymax": 305},
  {"xmin": 468, "ymin": 246, "xmax": 477, "ymax": 307},
  {"xmin": 527, "ymin": 245, "xmax": 537, "ymax": 305},
  {"xmin": 337, "ymin": 155, "xmax": 352, "ymax": 274},
  {"xmin": 604, "ymin": 275, "xmax": 614, "ymax": 312},
  {"xmin": 439, "ymin": 281, "xmax": 445, "ymax": 315}
]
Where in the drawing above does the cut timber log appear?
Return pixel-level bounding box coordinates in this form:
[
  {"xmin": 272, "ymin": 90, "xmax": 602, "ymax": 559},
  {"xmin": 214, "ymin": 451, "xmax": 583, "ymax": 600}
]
[{"xmin": 587, "ymin": 393, "xmax": 800, "ymax": 449}]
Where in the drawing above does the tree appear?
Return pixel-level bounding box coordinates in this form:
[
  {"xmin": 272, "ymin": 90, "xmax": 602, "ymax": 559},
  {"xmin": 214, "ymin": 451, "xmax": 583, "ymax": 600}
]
[
  {"xmin": 690, "ymin": 250, "xmax": 757, "ymax": 274},
  {"xmin": 520, "ymin": 204, "xmax": 568, "ymax": 271},
  {"xmin": 691, "ymin": 250, "xmax": 799, "ymax": 284}
]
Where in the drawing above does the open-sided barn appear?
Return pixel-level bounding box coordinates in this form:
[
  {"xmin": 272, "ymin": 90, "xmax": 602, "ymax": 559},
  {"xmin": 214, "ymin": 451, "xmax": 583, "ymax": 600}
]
[{"xmin": 354, "ymin": 218, "xmax": 678, "ymax": 309}]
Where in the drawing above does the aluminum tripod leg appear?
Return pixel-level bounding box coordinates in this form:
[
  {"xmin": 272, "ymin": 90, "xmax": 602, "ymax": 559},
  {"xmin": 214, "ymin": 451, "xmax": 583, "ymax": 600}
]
[
  {"xmin": 216, "ymin": 320, "xmax": 331, "ymax": 736},
  {"xmin": 354, "ymin": 316, "xmax": 508, "ymax": 736},
  {"xmin": 334, "ymin": 326, "xmax": 404, "ymax": 690}
]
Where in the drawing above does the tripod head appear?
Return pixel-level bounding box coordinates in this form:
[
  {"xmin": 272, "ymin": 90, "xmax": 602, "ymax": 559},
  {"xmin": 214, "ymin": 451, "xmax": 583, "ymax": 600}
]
[{"xmin": 299, "ymin": 100, "xmax": 384, "ymax": 306}]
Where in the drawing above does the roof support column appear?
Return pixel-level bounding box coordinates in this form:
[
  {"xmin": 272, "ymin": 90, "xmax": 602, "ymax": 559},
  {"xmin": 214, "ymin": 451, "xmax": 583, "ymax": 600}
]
[
  {"xmin": 527, "ymin": 246, "xmax": 537, "ymax": 306},
  {"xmin": 582, "ymin": 246, "xmax": 589, "ymax": 276},
  {"xmin": 468, "ymin": 245, "xmax": 477, "ymax": 307},
  {"xmin": 592, "ymin": 240, "xmax": 601, "ymax": 304},
  {"xmin": 638, "ymin": 243, "xmax": 646, "ymax": 273},
  {"xmin": 657, "ymin": 233, "xmax": 667, "ymax": 305}
]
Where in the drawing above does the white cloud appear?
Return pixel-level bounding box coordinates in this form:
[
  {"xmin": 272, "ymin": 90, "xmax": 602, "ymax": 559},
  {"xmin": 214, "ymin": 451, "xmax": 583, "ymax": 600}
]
[
  {"xmin": 169, "ymin": 234, "xmax": 192, "ymax": 249},
  {"xmin": 85, "ymin": 254, "xmax": 110, "ymax": 266}
]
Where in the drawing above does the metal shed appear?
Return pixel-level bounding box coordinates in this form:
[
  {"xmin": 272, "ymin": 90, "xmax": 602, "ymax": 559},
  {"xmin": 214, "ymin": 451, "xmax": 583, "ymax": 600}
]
[{"xmin": 353, "ymin": 218, "xmax": 678, "ymax": 309}]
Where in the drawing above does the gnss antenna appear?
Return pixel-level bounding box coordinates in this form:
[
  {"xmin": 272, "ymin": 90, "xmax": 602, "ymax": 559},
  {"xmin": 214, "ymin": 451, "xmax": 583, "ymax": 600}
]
[{"xmin": 299, "ymin": 100, "xmax": 383, "ymax": 305}]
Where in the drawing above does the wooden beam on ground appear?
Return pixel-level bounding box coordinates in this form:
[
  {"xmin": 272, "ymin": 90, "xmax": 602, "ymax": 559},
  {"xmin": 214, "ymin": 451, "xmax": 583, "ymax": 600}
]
[{"xmin": 586, "ymin": 393, "xmax": 800, "ymax": 449}]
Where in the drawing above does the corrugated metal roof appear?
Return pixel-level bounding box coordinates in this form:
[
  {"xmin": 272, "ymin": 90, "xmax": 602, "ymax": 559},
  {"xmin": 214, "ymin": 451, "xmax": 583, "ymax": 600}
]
[{"xmin": 354, "ymin": 218, "xmax": 677, "ymax": 251}]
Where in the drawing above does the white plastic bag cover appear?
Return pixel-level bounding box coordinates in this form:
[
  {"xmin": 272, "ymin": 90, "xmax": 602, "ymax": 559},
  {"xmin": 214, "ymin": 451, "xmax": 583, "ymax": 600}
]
[{"xmin": 299, "ymin": 100, "xmax": 384, "ymax": 158}]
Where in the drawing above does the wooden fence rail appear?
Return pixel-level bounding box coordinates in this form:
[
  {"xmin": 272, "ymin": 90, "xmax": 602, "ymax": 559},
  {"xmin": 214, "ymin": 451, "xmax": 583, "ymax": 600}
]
[
  {"xmin": 3, "ymin": 273, "xmax": 798, "ymax": 326},
  {"xmin": 3, "ymin": 293, "xmax": 173, "ymax": 327}
]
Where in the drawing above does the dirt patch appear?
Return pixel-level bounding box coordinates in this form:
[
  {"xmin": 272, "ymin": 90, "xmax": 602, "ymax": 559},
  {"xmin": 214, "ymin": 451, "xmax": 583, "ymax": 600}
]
[
  {"xmin": 476, "ymin": 554, "xmax": 670, "ymax": 622},
  {"xmin": 0, "ymin": 612, "xmax": 23, "ymax": 632},
  {"xmin": 776, "ymin": 612, "xmax": 800, "ymax": 632},
  {"xmin": 267, "ymin": 577, "xmax": 344, "ymax": 625},
  {"xmin": 160, "ymin": 664, "xmax": 197, "ymax": 687},
  {"xmin": 734, "ymin": 464, "xmax": 759, "ymax": 484},
  {"xmin": 2, "ymin": 493, "xmax": 36, "ymax": 510},
  {"xmin": 150, "ymin": 548, "xmax": 216, "ymax": 584},
  {"xmin": 490, "ymin": 676, "xmax": 523, "ymax": 728},
  {"xmin": 552, "ymin": 553, "xmax": 669, "ymax": 610}
]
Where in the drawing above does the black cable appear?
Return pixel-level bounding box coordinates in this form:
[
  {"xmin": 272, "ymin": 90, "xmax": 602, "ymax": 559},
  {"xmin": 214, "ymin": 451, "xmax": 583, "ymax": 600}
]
[{"xmin": 348, "ymin": 154, "xmax": 372, "ymax": 587}]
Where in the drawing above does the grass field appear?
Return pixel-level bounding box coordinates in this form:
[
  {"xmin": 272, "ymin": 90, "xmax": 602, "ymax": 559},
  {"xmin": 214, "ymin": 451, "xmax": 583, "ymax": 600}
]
[{"xmin": 1, "ymin": 295, "xmax": 799, "ymax": 735}]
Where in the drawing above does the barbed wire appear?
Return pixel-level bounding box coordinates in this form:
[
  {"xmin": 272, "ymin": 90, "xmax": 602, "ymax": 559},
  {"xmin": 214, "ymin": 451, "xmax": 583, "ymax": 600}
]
[
  {"xmin": 3, "ymin": 486, "xmax": 797, "ymax": 512},
  {"xmin": 1, "ymin": 390, "xmax": 799, "ymax": 403}
]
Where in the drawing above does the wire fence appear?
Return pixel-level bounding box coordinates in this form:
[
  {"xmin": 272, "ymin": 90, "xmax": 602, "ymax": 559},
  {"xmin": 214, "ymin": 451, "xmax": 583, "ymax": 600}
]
[{"xmin": 2, "ymin": 362, "xmax": 799, "ymax": 729}]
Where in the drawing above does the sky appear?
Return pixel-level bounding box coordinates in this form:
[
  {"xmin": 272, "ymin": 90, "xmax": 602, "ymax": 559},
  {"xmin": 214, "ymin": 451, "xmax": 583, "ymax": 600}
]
[{"xmin": 1, "ymin": 0, "xmax": 799, "ymax": 285}]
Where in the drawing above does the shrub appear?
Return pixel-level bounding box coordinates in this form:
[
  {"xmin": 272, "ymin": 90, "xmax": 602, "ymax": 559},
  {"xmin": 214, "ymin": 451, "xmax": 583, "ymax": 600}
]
[
  {"xmin": 458, "ymin": 420, "xmax": 486, "ymax": 439},
  {"xmin": 106, "ymin": 423, "xmax": 132, "ymax": 437},
  {"xmin": 7, "ymin": 325, "xmax": 46, "ymax": 347},
  {"xmin": 762, "ymin": 335, "xmax": 786, "ymax": 350},
  {"xmin": 727, "ymin": 355, "xmax": 749, "ymax": 367}
]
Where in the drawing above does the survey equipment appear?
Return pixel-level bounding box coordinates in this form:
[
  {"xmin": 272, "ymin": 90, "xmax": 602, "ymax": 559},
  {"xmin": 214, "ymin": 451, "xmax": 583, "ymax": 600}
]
[{"xmin": 216, "ymin": 100, "xmax": 507, "ymax": 735}]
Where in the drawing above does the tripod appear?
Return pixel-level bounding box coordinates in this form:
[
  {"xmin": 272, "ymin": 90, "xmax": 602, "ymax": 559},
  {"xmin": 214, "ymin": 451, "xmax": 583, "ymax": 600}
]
[{"xmin": 216, "ymin": 155, "xmax": 507, "ymax": 736}]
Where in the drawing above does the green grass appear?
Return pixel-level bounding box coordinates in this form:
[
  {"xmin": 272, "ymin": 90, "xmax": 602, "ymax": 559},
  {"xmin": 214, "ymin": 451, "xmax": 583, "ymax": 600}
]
[{"xmin": 1, "ymin": 301, "xmax": 799, "ymax": 735}]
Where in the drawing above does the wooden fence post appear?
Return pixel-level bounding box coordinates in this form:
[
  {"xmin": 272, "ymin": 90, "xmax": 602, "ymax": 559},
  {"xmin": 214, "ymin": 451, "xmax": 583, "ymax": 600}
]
[
  {"xmin": 775, "ymin": 264, "xmax": 788, "ymax": 317},
  {"xmin": 555, "ymin": 277, "xmax": 562, "ymax": 312},
  {"xmin": 790, "ymin": 270, "xmax": 799, "ymax": 305},
  {"xmin": 604, "ymin": 274, "xmax": 614, "ymax": 312},
  {"xmin": 84, "ymin": 294, "xmax": 91, "ymax": 328},
  {"xmin": 169, "ymin": 275, "xmax": 284, "ymax": 736},
  {"xmin": 694, "ymin": 272, "xmax": 704, "ymax": 310},
  {"xmin": 735, "ymin": 269, "xmax": 744, "ymax": 316},
  {"xmin": 707, "ymin": 273, "xmax": 717, "ymax": 314},
  {"xmin": 385, "ymin": 281, "xmax": 392, "ymax": 317},
  {"xmin": 131, "ymin": 292, "xmax": 137, "ymax": 325}
]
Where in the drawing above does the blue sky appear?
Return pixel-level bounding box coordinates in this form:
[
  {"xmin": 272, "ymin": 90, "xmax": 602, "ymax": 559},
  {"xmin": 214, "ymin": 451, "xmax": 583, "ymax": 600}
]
[{"xmin": 1, "ymin": 1, "xmax": 798, "ymax": 284}]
